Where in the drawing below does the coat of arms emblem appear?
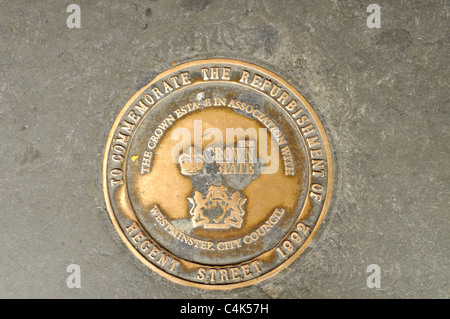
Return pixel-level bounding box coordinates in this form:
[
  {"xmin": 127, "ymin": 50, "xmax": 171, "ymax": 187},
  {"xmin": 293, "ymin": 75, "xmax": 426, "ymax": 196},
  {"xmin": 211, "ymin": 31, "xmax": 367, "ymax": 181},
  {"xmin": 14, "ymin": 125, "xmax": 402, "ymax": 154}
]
[
  {"xmin": 188, "ymin": 185, "xmax": 247, "ymax": 229},
  {"xmin": 178, "ymin": 141, "xmax": 259, "ymax": 230}
]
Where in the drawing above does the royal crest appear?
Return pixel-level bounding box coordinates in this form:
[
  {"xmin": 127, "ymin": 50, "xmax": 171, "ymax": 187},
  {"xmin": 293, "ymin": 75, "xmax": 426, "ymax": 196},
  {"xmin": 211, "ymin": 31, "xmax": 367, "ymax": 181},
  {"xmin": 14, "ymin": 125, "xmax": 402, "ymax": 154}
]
[
  {"xmin": 177, "ymin": 143, "xmax": 257, "ymax": 230},
  {"xmin": 188, "ymin": 185, "xmax": 247, "ymax": 229}
]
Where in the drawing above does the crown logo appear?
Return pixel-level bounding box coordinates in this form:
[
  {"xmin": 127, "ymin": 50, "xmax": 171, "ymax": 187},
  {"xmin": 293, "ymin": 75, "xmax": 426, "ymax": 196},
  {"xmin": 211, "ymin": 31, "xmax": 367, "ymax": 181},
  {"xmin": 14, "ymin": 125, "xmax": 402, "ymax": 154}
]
[{"xmin": 178, "ymin": 147, "xmax": 204, "ymax": 176}]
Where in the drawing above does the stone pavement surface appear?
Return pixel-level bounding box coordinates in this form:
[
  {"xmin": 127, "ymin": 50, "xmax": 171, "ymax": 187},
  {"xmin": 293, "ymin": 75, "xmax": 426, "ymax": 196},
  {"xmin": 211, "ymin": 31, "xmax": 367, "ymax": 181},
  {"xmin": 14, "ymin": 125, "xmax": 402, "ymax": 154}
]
[{"xmin": 0, "ymin": 0, "xmax": 448, "ymax": 298}]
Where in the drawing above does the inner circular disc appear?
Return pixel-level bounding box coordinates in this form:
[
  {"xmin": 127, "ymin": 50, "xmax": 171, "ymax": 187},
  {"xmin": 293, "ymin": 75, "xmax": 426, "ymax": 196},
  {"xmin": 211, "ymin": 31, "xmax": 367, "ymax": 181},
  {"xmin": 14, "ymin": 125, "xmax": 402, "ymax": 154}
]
[{"xmin": 126, "ymin": 82, "xmax": 308, "ymax": 265}]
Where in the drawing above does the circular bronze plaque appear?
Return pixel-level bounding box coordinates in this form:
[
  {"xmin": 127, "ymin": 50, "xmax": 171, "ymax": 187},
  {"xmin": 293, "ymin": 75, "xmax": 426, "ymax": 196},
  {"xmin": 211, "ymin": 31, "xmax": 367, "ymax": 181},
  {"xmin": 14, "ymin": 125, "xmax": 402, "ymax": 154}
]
[{"xmin": 103, "ymin": 59, "xmax": 332, "ymax": 289}]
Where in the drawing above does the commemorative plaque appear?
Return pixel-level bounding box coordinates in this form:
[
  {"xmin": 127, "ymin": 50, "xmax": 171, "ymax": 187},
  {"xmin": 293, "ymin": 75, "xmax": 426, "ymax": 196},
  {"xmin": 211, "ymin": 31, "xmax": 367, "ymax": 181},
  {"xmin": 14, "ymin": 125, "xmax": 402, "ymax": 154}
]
[{"xmin": 103, "ymin": 59, "xmax": 333, "ymax": 289}]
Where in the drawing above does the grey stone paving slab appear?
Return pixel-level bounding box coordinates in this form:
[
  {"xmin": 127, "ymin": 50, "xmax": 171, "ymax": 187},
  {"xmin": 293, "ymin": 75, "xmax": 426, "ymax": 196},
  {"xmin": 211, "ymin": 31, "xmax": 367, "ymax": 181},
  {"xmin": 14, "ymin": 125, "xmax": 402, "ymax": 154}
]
[{"xmin": 0, "ymin": 0, "xmax": 448, "ymax": 298}]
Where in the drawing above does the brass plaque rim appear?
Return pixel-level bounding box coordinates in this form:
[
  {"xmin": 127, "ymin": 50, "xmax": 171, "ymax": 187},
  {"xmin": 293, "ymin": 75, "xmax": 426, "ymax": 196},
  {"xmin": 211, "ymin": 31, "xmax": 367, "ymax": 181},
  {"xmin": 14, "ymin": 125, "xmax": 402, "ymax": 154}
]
[{"xmin": 102, "ymin": 58, "xmax": 333, "ymax": 290}]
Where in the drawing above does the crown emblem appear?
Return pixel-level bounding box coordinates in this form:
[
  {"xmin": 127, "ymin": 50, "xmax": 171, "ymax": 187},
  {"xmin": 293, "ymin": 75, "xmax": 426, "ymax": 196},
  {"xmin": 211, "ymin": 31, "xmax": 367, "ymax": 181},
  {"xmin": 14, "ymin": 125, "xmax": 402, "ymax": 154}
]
[{"xmin": 178, "ymin": 147, "xmax": 204, "ymax": 175}]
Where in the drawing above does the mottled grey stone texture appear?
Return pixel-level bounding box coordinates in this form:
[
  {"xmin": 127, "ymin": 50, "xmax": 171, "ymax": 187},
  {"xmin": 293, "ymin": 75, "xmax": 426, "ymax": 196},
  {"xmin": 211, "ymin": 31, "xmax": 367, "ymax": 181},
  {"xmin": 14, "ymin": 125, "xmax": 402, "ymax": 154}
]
[{"xmin": 0, "ymin": 0, "xmax": 448, "ymax": 298}]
